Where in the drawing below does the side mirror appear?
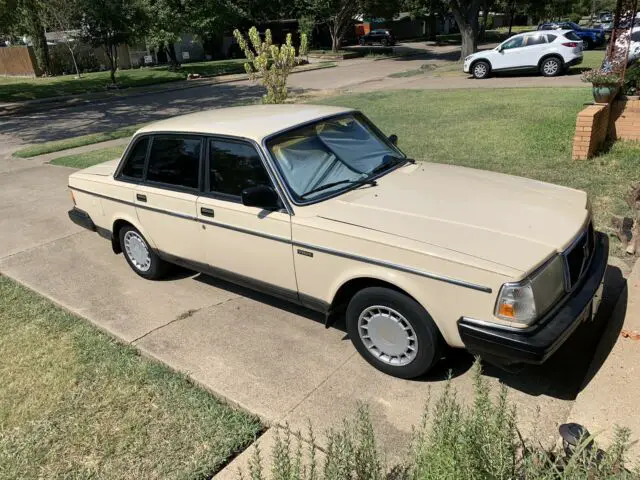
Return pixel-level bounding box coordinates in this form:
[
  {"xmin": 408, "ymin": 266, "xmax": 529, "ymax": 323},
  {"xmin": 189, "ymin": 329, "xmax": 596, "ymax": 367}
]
[
  {"xmin": 241, "ymin": 185, "xmax": 280, "ymax": 210},
  {"xmin": 389, "ymin": 134, "xmax": 398, "ymax": 146},
  {"xmin": 497, "ymin": 45, "xmax": 503, "ymax": 53}
]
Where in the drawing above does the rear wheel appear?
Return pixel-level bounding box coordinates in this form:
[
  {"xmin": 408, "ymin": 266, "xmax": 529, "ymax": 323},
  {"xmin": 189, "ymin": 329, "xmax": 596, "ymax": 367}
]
[
  {"xmin": 359, "ymin": 37, "xmax": 366, "ymax": 45},
  {"xmin": 540, "ymin": 57, "xmax": 562, "ymax": 77},
  {"xmin": 472, "ymin": 60, "xmax": 490, "ymax": 79},
  {"xmin": 381, "ymin": 38, "xmax": 389, "ymax": 46},
  {"xmin": 584, "ymin": 38, "xmax": 594, "ymax": 50},
  {"xmin": 119, "ymin": 225, "xmax": 169, "ymax": 280},
  {"xmin": 346, "ymin": 287, "xmax": 442, "ymax": 379}
]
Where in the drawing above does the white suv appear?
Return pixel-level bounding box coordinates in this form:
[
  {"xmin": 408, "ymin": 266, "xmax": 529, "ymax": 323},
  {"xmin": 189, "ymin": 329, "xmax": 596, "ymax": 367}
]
[{"xmin": 464, "ymin": 30, "xmax": 584, "ymax": 79}]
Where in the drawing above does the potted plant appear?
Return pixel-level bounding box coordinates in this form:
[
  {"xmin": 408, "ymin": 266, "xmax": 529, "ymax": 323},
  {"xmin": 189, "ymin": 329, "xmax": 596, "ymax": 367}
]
[{"xmin": 581, "ymin": 68, "xmax": 622, "ymax": 104}]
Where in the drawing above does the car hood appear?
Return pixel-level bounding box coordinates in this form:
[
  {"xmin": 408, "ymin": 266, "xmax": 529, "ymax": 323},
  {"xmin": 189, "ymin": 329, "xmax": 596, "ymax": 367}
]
[
  {"xmin": 314, "ymin": 163, "xmax": 589, "ymax": 273},
  {"xmin": 579, "ymin": 27, "xmax": 604, "ymax": 33}
]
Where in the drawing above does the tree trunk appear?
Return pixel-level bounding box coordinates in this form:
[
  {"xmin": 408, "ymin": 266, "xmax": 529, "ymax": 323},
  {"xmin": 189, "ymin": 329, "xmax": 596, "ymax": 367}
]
[
  {"xmin": 166, "ymin": 42, "xmax": 180, "ymax": 70},
  {"xmin": 65, "ymin": 43, "xmax": 81, "ymax": 78},
  {"xmin": 329, "ymin": 22, "xmax": 341, "ymax": 52},
  {"xmin": 479, "ymin": 0, "xmax": 490, "ymax": 42},
  {"xmin": 32, "ymin": 24, "xmax": 51, "ymax": 75},
  {"xmin": 508, "ymin": 0, "xmax": 515, "ymax": 36},
  {"xmin": 105, "ymin": 44, "xmax": 117, "ymax": 84},
  {"xmin": 451, "ymin": 1, "xmax": 480, "ymax": 60}
]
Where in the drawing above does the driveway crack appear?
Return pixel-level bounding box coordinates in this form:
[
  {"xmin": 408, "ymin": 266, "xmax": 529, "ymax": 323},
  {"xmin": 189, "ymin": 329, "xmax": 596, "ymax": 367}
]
[{"xmin": 129, "ymin": 295, "xmax": 240, "ymax": 344}]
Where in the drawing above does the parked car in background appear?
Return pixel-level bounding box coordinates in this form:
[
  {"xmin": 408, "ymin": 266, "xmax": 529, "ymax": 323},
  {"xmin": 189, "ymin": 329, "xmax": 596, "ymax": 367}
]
[
  {"xmin": 464, "ymin": 30, "xmax": 583, "ymax": 79},
  {"xmin": 599, "ymin": 11, "xmax": 613, "ymax": 23},
  {"xmin": 67, "ymin": 104, "xmax": 607, "ymax": 379},
  {"xmin": 626, "ymin": 26, "xmax": 640, "ymax": 63},
  {"xmin": 537, "ymin": 21, "xmax": 605, "ymax": 49},
  {"xmin": 359, "ymin": 29, "xmax": 396, "ymax": 46}
]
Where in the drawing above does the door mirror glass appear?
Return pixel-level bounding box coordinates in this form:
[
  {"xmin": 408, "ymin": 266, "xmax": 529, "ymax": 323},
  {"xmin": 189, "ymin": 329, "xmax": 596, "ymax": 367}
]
[
  {"xmin": 389, "ymin": 134, "xmax": 398, "ymax": 146},
  {"xmin": 241, "ymin": 185, "xmax": 280, "ymax": 210},
  {"xmin": 496, "ymin": 45, "xmax": 503, "ymax": 52}
]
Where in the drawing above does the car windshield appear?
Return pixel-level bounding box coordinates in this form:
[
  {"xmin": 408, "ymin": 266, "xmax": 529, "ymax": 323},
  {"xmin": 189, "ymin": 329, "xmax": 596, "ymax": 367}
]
[{"xmin": 266, "ymin": 113, "xmax": 405, "ymax": 203}]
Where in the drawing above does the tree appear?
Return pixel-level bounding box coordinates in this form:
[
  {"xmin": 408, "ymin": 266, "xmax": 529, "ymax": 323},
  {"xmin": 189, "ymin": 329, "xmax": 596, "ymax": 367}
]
[
  {"xmin": 41, "ymin": 0, "xmax": 83, "ymax": 77},
  {"xmin": 144, "ymin": 0, "xmax": 186, "ymax": 70},
  {"xmin": 233, "ymin": 26, "xmax": 308, "ymax": 103},
  {"xmin": 17, "ymin": 0, "xmax": 51, "ymax": 74},
  {"xmin": 449, "ymin": 0, "xmax": 482, "ymax": 59},
  {"xmin": 307, "ymin": 0, "xmax": 401, "ymax": 52},
  {"xmin": 79, "ymin": 0, "xmax": 146, "ymax": 84}
]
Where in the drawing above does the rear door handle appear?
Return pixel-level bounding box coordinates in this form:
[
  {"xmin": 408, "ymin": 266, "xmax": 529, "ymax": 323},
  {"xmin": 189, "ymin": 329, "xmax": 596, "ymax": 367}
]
[
  {"xmin": 136, "ymin": 194, "xmax": 147, "ymax": 202},
  {"xmin": 200, "ymin": 207, "xmax": 214, "ymax": 217}
]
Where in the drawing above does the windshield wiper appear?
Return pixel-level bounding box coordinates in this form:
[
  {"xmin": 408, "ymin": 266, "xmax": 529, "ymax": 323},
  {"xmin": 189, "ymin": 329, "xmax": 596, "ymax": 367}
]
[
  {"xmin": 370, "ymin": 156, "xmax": 415, "ymax": 176},
  {"xmin": 300, "ymin": 178, "xmax": 376, "ymax": 199}
]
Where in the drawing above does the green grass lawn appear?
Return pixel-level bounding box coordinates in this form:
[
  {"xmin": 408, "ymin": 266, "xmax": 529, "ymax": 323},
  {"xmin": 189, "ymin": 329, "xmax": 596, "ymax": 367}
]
[
  {"xmin": 50, "ymin": 145, "xmax": 125, "ymax": 168},
  {"xmin": 0, "ymin": 59, "xmax": 247, "ymax": 103},
  {"xmin": 0, "ymin": 276, "xmax": 262, "ymax": 479},
  {"xmin": 14, "ymin": 123, "xmax": 145, "ymax": 158}
]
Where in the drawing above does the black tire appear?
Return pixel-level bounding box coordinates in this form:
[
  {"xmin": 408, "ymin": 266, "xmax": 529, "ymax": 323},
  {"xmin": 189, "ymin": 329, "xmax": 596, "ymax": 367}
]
[
  {"xmin": 381, "ymin": 38, "xmax": 389, "ymax": 46},
  {"xmin": 359, "ymin": 38, "xmax": 366, "ymax": 46},
  {"xmin": 584, "ymin": 38, "xmax": 594, "ymax": 50},
  {"xmin": 471, "ymin": 60, "xmax": 490, "ymax": 79},
  {"xmin": 540, "ymin": 56, "xmax": 562, "ymax": 77},
  {"xmin": 119, "ymin": 225, "xmax": 169, "ymax": 280},
  {"xmin": 346, "ymin": 287, "xmax": 442, "ymax": 379}
]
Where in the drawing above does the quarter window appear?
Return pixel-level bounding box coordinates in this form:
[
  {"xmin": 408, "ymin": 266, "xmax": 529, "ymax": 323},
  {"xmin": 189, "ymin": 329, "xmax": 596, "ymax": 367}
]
[
  {"xmin": 546, "ymin": 34, "xmax": 558, "ymax": 42},
  {"xmin": 208, "ymin": 139, "xmax": 271, "ymax": 197},
  {"xmin": 146, "ymin": 136, "xmax": 202, "ymax": 189},
  {"xmin": 120, "ymin": 137, "xmax": 149, "ymax": 180}
]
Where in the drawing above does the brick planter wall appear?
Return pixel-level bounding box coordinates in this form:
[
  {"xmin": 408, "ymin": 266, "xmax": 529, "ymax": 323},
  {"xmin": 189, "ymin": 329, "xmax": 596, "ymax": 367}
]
[
  {"xmin": 572, "ymin": 104, "xmax": 610, "ymax": 160},
  {"xmin": 572, "ymin": 98, "xmax": 640, "ymax": 160},
  {"xmin": 610, "ymin": 98, "xmax": 640, "ymax": 141}
]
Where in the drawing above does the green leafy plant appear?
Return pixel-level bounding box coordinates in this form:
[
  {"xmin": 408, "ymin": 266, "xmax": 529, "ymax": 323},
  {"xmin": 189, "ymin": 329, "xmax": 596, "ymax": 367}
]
[
  {"xmin": 232, "ymin": 27, "xmax": 308, "ymax": 104},
  {"xmin": 623, "ymin": 65, "xmax": 640, "ymax": 96},
  {"xmin": 582, "ymin": 68, "xmax": 622, "ymax": 85},
  {"xmin": 238, "ymin": 360, "xmax": 639, "ymax": 480}
]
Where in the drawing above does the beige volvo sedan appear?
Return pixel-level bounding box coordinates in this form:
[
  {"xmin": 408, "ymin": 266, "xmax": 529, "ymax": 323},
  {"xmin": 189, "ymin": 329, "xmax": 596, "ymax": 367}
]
[{"xmin": 68, "ymin": 105, "xmax": 608, "ymax": 378}]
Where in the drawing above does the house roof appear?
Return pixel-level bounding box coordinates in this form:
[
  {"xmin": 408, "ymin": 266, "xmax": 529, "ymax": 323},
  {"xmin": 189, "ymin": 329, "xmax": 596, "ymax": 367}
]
[{"xmin": 136, "ymin": 104, "xmax": 355, "ymax": 141}]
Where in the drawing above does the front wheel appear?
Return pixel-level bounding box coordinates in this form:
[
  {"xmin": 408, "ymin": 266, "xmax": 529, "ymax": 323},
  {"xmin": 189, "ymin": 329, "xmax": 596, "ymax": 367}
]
[
  {"xmin": 472, "ymin": 60, "xmax": 490, "ymax": 79},
  {"xmin": 359, "ymin": 38, "xmax": 366, "ymax": 46},
  {"xmin": 346, "ymin": 287, "xmax": 442, "ymax": 379},
  {"xmin": 381, "ymin": 38, "xmax": 389, "ymax": 46},
  {"xmin": 119, "ymin": 225, "xmax": 169, "ymax": 280},
  {"xmin": 540, "ymin": 57, "xmax": 562, "ymax": 77}
]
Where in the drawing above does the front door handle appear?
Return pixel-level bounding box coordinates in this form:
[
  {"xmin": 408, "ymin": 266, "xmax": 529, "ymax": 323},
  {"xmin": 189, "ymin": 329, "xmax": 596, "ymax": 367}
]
[
  {"xmin": 200, "ymin": 207, "xmax": 214, "ymax": 217},
  {"xmin": 136, "ymin": 194, "xmax": 147, "ymax": 202}
]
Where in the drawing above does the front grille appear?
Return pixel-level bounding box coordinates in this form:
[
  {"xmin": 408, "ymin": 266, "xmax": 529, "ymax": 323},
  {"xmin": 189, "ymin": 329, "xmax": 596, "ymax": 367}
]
[{"xmin": 563, "ymin": 222, "xmax": 595, "ymax": 291}]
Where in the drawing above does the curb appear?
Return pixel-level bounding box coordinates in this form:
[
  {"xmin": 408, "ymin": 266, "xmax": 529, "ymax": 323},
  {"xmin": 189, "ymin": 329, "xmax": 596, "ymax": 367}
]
[{"xmin": 0, "ymin": 63, "xmax": 336, "ymax": 118}]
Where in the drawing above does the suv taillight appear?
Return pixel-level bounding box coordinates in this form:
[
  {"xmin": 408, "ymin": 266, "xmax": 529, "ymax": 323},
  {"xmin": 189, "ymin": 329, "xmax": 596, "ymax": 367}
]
[{"xmin": 562, "ymin": 42, "xmax": 579, "ymax": 47}]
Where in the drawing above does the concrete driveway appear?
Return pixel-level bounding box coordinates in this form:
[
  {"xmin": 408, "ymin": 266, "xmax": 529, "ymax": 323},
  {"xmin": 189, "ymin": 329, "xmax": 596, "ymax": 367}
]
[{"xmin": 0, "ymin": 155, "xmax": 628, "ymax": 463}]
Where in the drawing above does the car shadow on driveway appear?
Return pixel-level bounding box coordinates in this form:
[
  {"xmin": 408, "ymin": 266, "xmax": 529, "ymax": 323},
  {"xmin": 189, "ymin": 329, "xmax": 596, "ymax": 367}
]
[{"xmin": 187, "ymin": 263, "xmax": 626, "ymax": 399}]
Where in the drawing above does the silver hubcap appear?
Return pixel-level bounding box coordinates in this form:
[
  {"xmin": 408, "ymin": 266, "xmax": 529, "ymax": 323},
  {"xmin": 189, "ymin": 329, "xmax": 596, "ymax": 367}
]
[
  {"xmin": 124, "ymin": 231, "xmax": 151, "ymax": 272},
  {"xmin": 358, "ymin": 306, "xmax": 418, "ymax": 366},
  {"xmin": 543, "ymin": 61, "xmax": 558, "ymax": 75},
  {"xmin": 474, "ymin": 63, "xmax": 487, "ymax": 77}
]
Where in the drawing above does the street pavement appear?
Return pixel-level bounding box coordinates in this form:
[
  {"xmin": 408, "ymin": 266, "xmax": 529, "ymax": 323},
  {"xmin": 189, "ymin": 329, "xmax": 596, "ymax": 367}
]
[{"xmin": 0, "ymin": 151, "xmax": 632, "ymax": 467}]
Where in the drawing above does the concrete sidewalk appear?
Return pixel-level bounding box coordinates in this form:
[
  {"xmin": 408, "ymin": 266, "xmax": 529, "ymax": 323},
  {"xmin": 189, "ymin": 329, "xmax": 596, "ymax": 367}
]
[
  {"xmin": 568, "ymin": 258, "xmax": 640, "ymax": 459},
  {"xmin": 0, "ymin": 156, "xmax": 634, "ymax": 472}
]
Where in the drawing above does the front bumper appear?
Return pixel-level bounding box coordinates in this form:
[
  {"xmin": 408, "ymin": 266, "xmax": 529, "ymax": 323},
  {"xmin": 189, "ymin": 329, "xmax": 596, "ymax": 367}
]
[{"xmin": 457, "ymin": 232, "xmax": 609, "ymax": 365}]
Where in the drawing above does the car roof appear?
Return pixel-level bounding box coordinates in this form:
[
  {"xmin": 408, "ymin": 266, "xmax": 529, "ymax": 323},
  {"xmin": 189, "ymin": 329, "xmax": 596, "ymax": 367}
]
[{"xmin": 136, "ymin": 104, "xmax": 355, "ymax": 142}]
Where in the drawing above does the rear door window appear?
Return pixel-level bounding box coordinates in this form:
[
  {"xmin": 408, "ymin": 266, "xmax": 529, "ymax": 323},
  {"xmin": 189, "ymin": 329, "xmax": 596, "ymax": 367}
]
[
  {"xmin": 524, "ymin": 34, "xmax": 547, "ymax": 46},
  {"xmin": 146, "ymin": 135, "xmax": 202, "ymax": 190},
  {"xmin": 120, "ymin": 137, "xmax": 149, "ymax": 180}
]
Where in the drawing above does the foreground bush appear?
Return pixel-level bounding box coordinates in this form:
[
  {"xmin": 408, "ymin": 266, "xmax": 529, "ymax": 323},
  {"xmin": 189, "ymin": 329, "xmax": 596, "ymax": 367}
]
[{"xmin": 239, "ymin": 361, "xmax": 638, "ymax": 479}]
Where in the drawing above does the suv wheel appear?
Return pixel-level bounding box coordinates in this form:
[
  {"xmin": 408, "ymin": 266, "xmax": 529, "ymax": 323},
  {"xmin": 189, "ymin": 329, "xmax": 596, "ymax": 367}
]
[
  {"xmin": 472, "ymin": 60, "xmax": 490, "ymax": 79},
  {"xmin": 359, "ymin": 37, "xmax": 365, "ymax": 46},
  {"xmin": 381, "ymin": 38, "xmax": 389, "ymax": 46},
  {"xmin": 119, "ymin": 225, "xmax": 169, "ymax": 280},
  {"xmin": 540, "ymin": 57, "xmax": 562, "ymax": 77},
  {"xmin": 584, "ymin": 38, "xmax": 594, "ymax": 50},
  {"xmin": 346, "ymin": 287, "xmax": 442, "ymax": 379}
]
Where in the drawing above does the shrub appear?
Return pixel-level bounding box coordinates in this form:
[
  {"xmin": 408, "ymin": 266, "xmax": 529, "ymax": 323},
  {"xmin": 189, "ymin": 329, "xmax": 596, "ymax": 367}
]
[
  {"xmin": 239, "ymin": 361, "xmax": 639, "ymax": 480},
  {"xmin": 232, "ymin": 26, "xmax": 308, "ymax": 104},
  {"xmin": 623, "ymin": 65, "xmax": 640, "ymax": 95}
]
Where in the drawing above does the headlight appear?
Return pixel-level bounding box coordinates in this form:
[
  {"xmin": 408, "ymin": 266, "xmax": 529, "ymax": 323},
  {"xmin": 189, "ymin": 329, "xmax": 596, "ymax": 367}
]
[
  {"xmin": 465, "ymin": 55, "xmax": 473, "ymax": 61},
  {"xmin": 494, "ymin": 255, "xmax": 565, "ymax": 325}
]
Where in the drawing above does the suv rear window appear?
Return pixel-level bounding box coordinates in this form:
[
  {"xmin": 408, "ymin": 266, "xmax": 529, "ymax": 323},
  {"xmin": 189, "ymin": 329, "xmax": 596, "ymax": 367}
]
[{"xmin": 564, "ymin": 31, "xmax": 581, "ymax": 41}]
